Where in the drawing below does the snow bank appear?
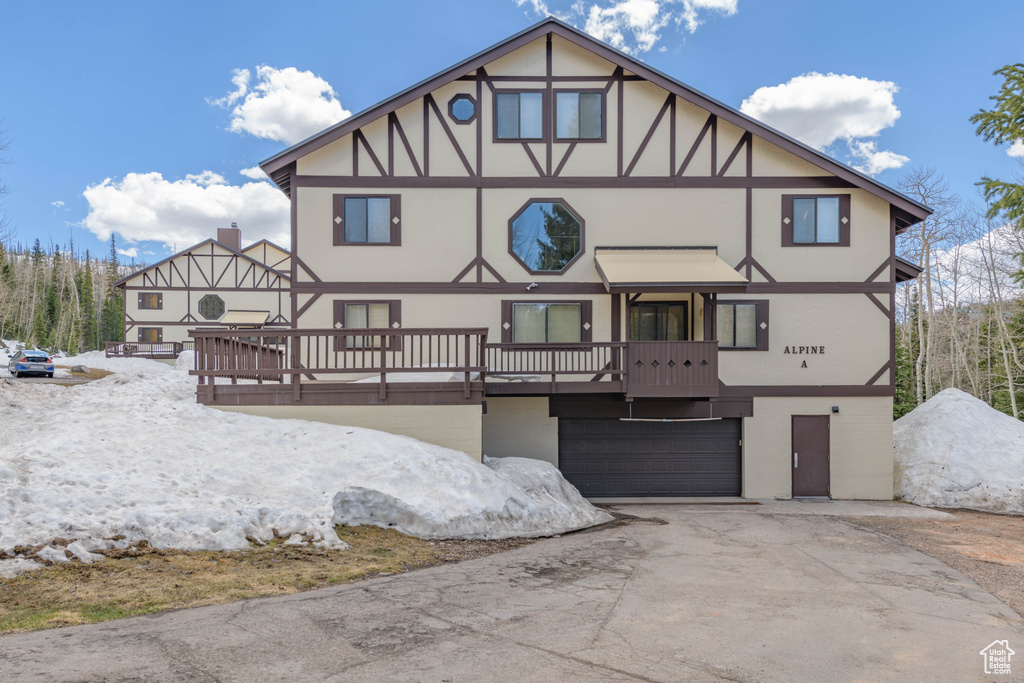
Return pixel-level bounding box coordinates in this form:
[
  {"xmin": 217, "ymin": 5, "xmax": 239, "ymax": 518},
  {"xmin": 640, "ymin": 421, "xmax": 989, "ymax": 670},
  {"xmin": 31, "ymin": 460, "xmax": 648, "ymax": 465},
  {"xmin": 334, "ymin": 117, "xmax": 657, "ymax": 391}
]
[
  {"xmin": 894, "ymin": 388, "xmax": 1024, "ymax": 515},
  {"xmin": 57, "ymin": 349, "xmax": 174, "ymax": 375},
  {"xmin": 332, "ymin": 455, "xmax": 612, "ymax": 539},
  {"xmin": 0, "ymin": 357, "xmax": 610, "ymax": 574}
]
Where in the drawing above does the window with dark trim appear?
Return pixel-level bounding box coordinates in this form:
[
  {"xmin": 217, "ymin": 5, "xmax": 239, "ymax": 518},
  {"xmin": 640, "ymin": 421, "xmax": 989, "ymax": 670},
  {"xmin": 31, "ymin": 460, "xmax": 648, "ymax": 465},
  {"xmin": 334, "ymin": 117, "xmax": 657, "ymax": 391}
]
[
  {"xmin": 138, "ymin": 327, "xmax": 162, "ymax": 343},
  {"xmin": 628, "ymin": 302, "xmax": 688, "ymax": 341},
  {"xmin": 782, "ymin": 195, "xmax": 850, "ymax": 246},
  {"xmin": 716, "ymin": 300, "xmax": 769, "ymax": 351},
  {"xmin": 198, "ymin": 294, "xmax": 225, "ymax": 320},
  {"xmin": 508, "ymin": 199, "xmax": 584, "ymax": 274},
  {"xmin": 139, "ymin": 293, "xmax": 162, "ymax": 310},
  {"xmin": 555, "ymin": 90, "xmax": 604, "ymax": 140},
  {"xmin": 332, "ymin": 194, "xmax": 402, "ymax": 246},
  {"xmin": 448, "ymin": 94, "xmax": 476, "ymax": 124},
  {"xmin": 332, "ymin": 299, "xmax": 402, "ymax": 350},
  {"xmin": 501, "ymin": 300, "xmax": 593, "ymax": 344},
  {"xmin": 495, "ymin": 90, "xmax": 544, "ymax": 140}
]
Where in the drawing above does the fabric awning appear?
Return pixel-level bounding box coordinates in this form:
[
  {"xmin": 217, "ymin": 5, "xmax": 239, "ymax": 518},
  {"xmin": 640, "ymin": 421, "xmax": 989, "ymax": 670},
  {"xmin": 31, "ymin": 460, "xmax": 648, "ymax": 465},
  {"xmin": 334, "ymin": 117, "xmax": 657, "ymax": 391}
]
[
  {"xmin": 220, "ymin": 310, "xmax": 270, "ymax": 327},
  {"xmin": 594, "ymin": 247, "xmax": 748, "ymax": 293}
]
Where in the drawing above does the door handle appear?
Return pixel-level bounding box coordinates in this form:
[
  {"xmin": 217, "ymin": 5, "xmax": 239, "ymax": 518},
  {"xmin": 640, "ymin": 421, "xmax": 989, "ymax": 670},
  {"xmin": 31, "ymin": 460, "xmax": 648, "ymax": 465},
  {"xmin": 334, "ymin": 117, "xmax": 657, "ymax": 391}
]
[{"xmin": 794, "ymin": 452, "xmax": 798, "ymax": 468}]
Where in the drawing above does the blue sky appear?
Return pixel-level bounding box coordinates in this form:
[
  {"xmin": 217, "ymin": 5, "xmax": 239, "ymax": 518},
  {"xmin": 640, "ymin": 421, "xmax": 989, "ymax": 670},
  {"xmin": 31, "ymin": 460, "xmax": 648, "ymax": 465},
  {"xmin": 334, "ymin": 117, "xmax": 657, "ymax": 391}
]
[{"xmin": 1, "ymin": 0, "xmax": 1022, "ymax": 264}]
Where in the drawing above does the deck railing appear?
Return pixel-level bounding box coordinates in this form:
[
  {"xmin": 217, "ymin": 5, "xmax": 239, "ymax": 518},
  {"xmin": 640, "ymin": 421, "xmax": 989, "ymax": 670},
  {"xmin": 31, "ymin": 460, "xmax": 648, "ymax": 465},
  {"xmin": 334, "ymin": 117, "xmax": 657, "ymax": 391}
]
[
  {"xmin": 189, "ymin": 328, "xmax": 489, "ymax": 401},
  {"xmin": 484, "ymin": 342, "xmax": 626, "ymax": 385},
  {"xmin": 105, "ymin": 341, "xmax": 194, "ymax": 359}
]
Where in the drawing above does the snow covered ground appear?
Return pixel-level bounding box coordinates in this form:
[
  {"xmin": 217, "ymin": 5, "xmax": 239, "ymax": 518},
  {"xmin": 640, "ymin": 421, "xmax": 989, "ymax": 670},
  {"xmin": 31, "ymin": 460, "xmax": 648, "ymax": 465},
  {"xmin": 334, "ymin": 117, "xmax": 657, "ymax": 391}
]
[
  {"xmin": 894, "ymin": 388, "xmax": 1024, "ymax": 515},
  {"xmin": 0, "ymin": 353, "xmax": 611, "ymax": 576}
]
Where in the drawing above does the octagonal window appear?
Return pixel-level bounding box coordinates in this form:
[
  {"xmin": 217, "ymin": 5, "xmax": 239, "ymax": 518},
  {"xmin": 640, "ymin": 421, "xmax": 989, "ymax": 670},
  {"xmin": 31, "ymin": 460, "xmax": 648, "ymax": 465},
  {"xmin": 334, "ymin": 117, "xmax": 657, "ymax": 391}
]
[
  {"xmin": 448, "ymin": 95, "xmax": 476, "ymax": 124},
  {"xmin": 199, "ymin": 294, "xmax": 225, "ymax": 320},
  {"xmin": 509, "ymin": 200, "xmax": 583, "ymax": 273}
]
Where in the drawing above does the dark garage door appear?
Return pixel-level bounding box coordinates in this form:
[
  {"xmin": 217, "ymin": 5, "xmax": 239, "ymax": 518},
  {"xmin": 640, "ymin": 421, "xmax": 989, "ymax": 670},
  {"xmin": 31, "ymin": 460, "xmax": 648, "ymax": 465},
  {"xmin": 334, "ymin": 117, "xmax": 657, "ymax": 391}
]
[{"xmin": 558, "ymin": 418, "xmax": 741, "ymax": 497}]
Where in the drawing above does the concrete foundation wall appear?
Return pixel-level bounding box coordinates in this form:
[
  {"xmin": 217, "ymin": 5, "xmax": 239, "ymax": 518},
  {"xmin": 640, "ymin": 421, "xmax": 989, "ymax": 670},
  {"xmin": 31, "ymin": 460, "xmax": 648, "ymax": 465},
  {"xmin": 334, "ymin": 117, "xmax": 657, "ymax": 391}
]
[
  {"xmin": 742, "ymin": 396, "xmax": 894, "ymax": 500},
  {"xmin": 482, "ymin": 397, "xmax": 558, "ymax": 465},
  {"xmin": 214, "ymin": 404, "xmax": 484, "ymax": 461}
]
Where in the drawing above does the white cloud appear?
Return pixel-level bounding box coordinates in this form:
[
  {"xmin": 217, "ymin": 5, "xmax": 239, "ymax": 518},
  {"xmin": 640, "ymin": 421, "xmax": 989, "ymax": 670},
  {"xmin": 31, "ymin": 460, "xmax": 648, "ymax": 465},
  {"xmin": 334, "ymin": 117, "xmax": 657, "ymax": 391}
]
[
  {"xmin": 50, "ymin": 200, "xmax": 65, "ymax": 209},
  {"xmin": 81, "ymin": 171, "xmax": 290, "ymax": 252},
  {"xmin": 117, "ymin": 247, "xmax": 139, "ymax": 259},
  {"xmin": 740, "ymin": 72, "xmax": 908, "ymax": 175},
  {"xmin": 848, "ymin": 141, "xmax": 910, "ymax": 176},
  {"xmin": 518, "ymin": 0, "xmax": 737, "ymax": 54},
  {"xmin": 240, "ymin": 166, "xmax": 267, "ymax": 180},
  {"xmin": 1008, "ymin": 140, "xmax": 1024, "ymax": 158},
  {"xmin": 210, "ymin": 66, "xmax": 351, "ymax": 145},
  {"xmin": 677, "ymin": 0, "xmax": 737, "ymax": 33},
  {"xmin": 584, "ymin": 0, "xmax": 669, "ymax": 54}
]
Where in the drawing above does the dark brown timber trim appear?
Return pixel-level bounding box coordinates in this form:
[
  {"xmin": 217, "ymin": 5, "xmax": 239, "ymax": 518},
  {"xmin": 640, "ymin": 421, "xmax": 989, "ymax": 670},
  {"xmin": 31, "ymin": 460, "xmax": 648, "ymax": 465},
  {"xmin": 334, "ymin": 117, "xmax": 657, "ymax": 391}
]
[
  {"xmin": 624, "ymin": 93, "xmax": 672, "ymax": 177},
  {"xmin": 291, "ymin": 174, "xmax": 858, "ymax": 190},
  {"xmin": 719, "ymin": 384, "xmax": 895, "ymax": 398}
]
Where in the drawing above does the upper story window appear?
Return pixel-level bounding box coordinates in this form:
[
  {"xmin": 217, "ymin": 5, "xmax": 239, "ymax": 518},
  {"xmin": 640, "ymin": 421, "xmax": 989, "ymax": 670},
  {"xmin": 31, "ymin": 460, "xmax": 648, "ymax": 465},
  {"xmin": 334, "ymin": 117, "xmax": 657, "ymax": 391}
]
[
  {"xmin": 448, "ymin": 94, "xmax": 476, "ymax": 124},
  {"xmin": 198, "ymin": 294, "xmax": 225, "ymax": 320},
  {"xmin": 333, "ymin": 299, "xmax": 402, "ymax": 350},
  {"xmin": 138, "ymin": 327, "xmax": 162, "ymax": 343},
  {"xmin": 717, "ymin": 300, "xmax": 769, "ymax": 351},
  {"xmin": 513, "ymin": 303, "xmax": 581, "ymax": 343},
  {"xmin": 139, "ymin": 293, "xmax": 162, "ymax": 310},
  {"xmin": 495, "ymin": 91, "xmax": 544, "ymax": 140},
  {"xmin": 555, "ymin": 91, "xmax": 604, "ymax": 140},
  {"xmin": 509, "ymin": 199, "xmax": 584, "ymax": 274},
  {"xmin": 501, "ymin": 300, "xmax": 593, "ymax": 344},
  {"xmin": 333, "ymin": 194, "xmax": 401, "ymax": 246},
  {"xmin": 782, "ymin": 195, "xmax": 850, "ymax": 247}
]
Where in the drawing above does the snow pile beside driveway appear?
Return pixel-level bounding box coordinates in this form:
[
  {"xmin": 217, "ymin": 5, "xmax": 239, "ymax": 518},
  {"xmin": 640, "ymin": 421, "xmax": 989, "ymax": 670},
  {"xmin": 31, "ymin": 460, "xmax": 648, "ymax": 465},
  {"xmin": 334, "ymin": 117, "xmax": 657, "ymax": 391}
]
[
  {"xmin": 894, "ymin": 388, "xmax": 1024, "ymax": 515},
  {"xmin": 57, "ymin": 349, "xmax": 174, "ymax": 374},
  {"xmin": 1, "ymin": 357, "xmax": 610, "ymax": 573},
  {"xmin": 333, "ymin": 456, "xmax": 612, "ymax": 539}
]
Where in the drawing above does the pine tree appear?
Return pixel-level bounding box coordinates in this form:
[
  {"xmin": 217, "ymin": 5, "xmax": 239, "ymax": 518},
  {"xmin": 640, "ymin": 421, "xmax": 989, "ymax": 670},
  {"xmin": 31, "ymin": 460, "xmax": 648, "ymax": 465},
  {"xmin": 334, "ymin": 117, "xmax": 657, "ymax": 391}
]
[
  {"xmin": 100, "ymin": 235, "xmax": 124, "ymax": 343},
  {"xmin": 80, "ymin": 252, "xmax": 97, "ymax": 351},
  {"xmin": 971, "ymin": 64, "xmax": 1024, "ymax": 232}
]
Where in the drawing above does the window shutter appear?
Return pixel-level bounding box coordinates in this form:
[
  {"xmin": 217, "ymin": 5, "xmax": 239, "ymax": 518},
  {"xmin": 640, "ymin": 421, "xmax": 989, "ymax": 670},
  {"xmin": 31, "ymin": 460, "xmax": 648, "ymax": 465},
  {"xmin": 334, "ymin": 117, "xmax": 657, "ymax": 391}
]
[
  {"xmin": 781, "ymin": 195, "xmax": 794, "ymax": 247},
  {"xmin": 390, "ymin": 195, "xmax": 401, "ymax": 246},
  {"xmin": 839, "ymin": 195, "xmax": 851, "ymax": 246},
  {"xmin": 756, "ymin": 300, "xmax": 770, "ymax": 351},
  {"xmin": 581, "ymin": 300, "xmax": 593, "ymax": 342},
  {"xmin": 157, "ymin": 294, "xmax": 163, "ymax": 310},
  {"xmin": 332, "ymin": 300, "xmax": 346, "ymax": 351},
  {"xmin": 332, "ymin": 194, "xmax": 345, "ymax": 246},
  {"xmin": 501, "ymin": 301, "xmax": 513, "ymax": 343},
  {"xmin": 157, "ymin": 328, "xmax": 163, "ymax": 343},
  {"xmin": 138, "ymin": 294, "xmax": 143, "ymax": 307}
]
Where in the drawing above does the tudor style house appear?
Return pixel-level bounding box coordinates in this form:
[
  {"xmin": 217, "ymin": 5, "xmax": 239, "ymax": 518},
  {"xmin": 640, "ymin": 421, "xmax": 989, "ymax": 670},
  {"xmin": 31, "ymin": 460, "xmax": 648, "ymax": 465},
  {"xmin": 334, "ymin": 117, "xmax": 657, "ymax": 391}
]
[
  {"xmin": 190, "ymin": 19, "xmax": 929, "ymax": 501},
  {"xmin": 113, "ymin": 226, "xmax": 290, "ymax": 353}
]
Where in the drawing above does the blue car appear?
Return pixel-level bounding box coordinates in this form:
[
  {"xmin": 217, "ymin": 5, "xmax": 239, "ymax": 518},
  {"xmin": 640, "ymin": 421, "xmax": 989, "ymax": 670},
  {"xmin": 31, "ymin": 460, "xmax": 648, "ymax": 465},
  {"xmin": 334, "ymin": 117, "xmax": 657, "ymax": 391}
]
[{"xmin": 8, "ymin": 351, "xmax": 54, "ymax": 378}]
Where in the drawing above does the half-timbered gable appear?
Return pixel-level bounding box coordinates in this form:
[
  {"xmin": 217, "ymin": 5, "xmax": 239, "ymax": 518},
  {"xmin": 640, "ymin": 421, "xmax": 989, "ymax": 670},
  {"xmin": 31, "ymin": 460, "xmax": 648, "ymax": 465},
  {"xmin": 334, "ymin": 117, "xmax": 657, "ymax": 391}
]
[
  {"xmin": 196, "ymin": 19, "xmax": 930, "ymax": 502},
  {"xmin": 116, "ymin": 238, "xmax": 290, "ymax": 346}
]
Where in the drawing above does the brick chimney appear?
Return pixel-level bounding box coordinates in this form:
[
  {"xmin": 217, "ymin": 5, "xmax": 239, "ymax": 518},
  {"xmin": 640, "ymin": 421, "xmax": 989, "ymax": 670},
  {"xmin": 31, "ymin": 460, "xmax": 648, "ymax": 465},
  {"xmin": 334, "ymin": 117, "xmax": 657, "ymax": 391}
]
[{"xmin": 218, "ymin": 222, "xmax": 242, "ymax": 251}]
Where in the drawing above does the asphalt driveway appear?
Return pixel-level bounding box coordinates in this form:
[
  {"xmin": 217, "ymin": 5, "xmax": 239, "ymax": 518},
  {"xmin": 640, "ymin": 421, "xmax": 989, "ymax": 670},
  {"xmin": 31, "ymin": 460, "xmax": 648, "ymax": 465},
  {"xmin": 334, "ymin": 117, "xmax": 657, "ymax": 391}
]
[{"xmin": 2, "ymin": 502, "xmax": 1021, "ymax": 682}]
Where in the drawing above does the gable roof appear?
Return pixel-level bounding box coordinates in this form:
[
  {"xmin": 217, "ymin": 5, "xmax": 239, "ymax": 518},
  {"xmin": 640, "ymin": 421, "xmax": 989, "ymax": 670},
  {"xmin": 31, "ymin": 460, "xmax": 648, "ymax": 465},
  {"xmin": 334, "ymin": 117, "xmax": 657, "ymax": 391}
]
[
  {"xmin": 113, "ymin": 238, "xmax": 291, "ymax": 288},
  {"xmin": 260, "ymin": 18, "xmax": 931, "ymax": 229},
  {"xmin": 242, "ymin": 239, "xmax": 290, "ymax": 256}
]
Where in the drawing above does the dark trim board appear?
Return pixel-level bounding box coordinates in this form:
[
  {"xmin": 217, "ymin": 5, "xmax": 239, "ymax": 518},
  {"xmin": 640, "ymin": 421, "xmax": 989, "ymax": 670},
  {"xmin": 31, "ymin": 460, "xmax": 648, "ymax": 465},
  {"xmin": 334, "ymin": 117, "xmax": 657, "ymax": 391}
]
[
  {"xmin": 291, "ymin": 174, "xmax": 860, "ymax": 190},
  {"xmin": 290, "ymin": 281, "xmax": 896, "ymax": 295},
  {"xmin": 548, "ymin": 394, "xmax": 753, "ymax": 419},
  {"xmin": 719, "ymin": 384, "xmax": 895, "ymax": 398}
]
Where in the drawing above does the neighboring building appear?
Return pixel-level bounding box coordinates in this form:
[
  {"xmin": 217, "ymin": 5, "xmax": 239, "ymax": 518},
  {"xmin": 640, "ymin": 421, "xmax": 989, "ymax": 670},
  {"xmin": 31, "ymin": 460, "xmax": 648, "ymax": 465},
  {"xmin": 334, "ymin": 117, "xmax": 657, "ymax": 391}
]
[
  {"xmin": 114, "ymin": 226, "xmax": 290, "ymax": 347},
  {"xmin": 194, "ymin": 19, "xmax": 929, "ymax": 500}
]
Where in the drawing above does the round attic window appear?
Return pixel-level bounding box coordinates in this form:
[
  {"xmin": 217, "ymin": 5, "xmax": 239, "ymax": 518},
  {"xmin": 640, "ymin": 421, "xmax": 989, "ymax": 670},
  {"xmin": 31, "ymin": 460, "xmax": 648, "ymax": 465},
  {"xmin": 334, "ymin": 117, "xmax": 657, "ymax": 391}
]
[
  {"xmin": 509, "ymin": 200, "xmax": 584, "ymax": 274},
  {"xmin": 448, "ymin": 95, "xmax": 476, "ymax": 124},
  {"xmin": 199, "ymin": 294, "xmax": 225, "ymax": 320}
]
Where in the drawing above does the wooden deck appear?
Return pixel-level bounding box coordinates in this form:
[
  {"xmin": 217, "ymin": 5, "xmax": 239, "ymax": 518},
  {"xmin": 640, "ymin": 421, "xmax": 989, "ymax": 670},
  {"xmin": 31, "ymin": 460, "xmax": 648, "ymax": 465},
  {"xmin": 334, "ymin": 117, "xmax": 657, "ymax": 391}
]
[
  {"xmin": 106, "ymin": 341, "xmax": 194, "ymax": 359},
  {"xmin": 188, "ymin": 328, "xmax": 719, "ymax": 406}
]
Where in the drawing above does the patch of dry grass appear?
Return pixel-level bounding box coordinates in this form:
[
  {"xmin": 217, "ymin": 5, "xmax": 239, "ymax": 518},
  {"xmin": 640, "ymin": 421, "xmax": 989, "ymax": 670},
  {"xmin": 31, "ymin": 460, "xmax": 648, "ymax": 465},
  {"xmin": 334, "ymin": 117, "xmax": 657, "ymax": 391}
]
[
  {"xmin": 54, "ymin": 365, "xmax": 115, "ymax": 381},
  {"xmin": 0, "ymin": 526, "xmax": 531, "ymax": 635}
]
